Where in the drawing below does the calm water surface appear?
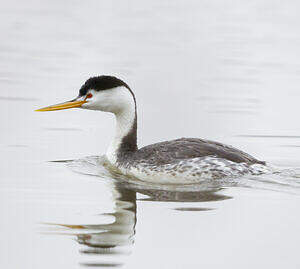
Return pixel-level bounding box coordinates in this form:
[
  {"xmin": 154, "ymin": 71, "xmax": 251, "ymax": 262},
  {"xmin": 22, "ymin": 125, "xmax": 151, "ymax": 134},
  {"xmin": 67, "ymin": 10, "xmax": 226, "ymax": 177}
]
[{"xmin": 1, "ymin": 0, "xmax": 300, "ymax": 268}]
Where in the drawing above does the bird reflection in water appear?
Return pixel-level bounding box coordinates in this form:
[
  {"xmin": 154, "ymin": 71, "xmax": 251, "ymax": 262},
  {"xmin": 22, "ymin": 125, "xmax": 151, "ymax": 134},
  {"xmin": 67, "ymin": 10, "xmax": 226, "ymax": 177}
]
[
  {"xmin": 76, "ymin": 187, "xmax": 136, "ymax": 267},
  {"xmin": 44, "ymin": 184, "xmax": 136, "ymax": 268},
  {"xmin": 43, "ymin": 179, "xmax": 230, "ymax": 268}
]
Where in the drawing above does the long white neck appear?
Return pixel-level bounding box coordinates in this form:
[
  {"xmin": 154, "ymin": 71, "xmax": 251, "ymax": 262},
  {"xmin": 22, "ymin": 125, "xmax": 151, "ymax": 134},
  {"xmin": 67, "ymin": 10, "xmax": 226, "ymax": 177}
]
[{"xmin": 106, "ymin": 89, "xmax": 137, "ymax": 165}]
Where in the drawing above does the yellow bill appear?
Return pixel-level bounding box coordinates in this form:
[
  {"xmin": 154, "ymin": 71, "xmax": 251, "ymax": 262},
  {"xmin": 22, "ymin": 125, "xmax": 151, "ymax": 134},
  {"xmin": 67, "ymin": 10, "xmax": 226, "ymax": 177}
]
[{"xmin": 35, "ymin": 99, "xmax": 86, "ymax": 112}]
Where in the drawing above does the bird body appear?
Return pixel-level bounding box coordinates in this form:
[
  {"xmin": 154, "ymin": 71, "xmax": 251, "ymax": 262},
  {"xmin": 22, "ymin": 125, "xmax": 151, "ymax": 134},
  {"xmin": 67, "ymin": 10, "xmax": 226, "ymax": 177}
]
[
  {"xmin": 36, "ymin": 76, "xmax": 266, "ymax": 184},
  {"xmin": 112, "ymin": 138, "xmax": 266, "ymax": 183}
]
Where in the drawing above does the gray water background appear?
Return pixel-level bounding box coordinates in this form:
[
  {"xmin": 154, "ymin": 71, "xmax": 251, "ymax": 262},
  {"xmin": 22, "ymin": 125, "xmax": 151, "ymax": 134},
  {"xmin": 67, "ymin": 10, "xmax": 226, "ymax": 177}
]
[{"xmin": 1, "ymin": 0, "xmax": 300, "ymax": 268}]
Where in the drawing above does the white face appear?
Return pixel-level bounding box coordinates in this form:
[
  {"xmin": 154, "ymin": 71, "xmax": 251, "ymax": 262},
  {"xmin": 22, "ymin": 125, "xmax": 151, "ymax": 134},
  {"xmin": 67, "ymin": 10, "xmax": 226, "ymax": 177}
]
[{"xmin": 80, "ymin": 86, "xmax": 135, "ymax": 114}]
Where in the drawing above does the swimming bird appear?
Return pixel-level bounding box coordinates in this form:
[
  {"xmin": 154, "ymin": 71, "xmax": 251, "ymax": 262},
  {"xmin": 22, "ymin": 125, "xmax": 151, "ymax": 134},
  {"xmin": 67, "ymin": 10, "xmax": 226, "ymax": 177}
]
[{"xmin": 36, "ymin": 76, "xmax": 266, "ymax": 183}]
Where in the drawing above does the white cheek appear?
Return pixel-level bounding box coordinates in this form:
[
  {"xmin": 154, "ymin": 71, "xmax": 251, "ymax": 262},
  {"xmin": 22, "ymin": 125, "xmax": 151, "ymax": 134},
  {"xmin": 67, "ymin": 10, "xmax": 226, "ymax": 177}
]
[
  {"xmin": 94, "ymin": 93, "xmax": 116, "ymax": 112},
  {"xmin": 81, "ymin": 87, "xmax": 134, "ymax": 113}
]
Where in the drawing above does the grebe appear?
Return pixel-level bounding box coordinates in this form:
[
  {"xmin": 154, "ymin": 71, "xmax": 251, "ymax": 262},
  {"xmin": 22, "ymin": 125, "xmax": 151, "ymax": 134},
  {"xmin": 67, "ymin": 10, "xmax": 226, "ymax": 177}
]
[{"xmin": 36, "ymin": 76, "xmax": 266, "ymax": 183}]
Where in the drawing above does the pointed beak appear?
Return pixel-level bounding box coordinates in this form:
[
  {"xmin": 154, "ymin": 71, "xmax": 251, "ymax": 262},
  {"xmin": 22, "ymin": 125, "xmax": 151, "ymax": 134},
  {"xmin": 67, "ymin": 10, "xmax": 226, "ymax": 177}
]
[{"xmin": 35, "ymin": 99, "xmax": 87, "ymax": 112}]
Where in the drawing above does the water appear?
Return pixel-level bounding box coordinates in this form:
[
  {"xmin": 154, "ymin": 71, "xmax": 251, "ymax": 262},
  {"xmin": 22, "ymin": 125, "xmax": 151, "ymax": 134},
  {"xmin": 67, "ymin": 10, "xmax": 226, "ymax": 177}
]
[{"xmin": 1, "ymin": 0, "xmax": 300, "ymax": 268}]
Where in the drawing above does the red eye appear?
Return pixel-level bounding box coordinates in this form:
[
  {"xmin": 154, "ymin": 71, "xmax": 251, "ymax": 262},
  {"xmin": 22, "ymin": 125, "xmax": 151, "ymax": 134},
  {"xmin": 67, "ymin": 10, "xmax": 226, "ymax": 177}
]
[{"xmin": 86, "ymin": 93, "xmax": 93, "ymax": 99}]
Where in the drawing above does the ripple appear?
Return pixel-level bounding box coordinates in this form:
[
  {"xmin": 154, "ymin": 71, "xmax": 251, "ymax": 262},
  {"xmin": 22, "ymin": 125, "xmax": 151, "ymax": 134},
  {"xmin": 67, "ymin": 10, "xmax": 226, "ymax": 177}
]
[
  {"xmin": 280, "ymin": 145, "xmax": 300, "ymax": 148},
  {"xmin": 80, "ymin": 263, "xmax": 122, "ymax": 268},
  {"xmin": 238, "ymin": 135, "xmax": 300, "ymax": 139},
  {"xmin": 173, "ymin": 207, "xmax": 213, "ymax": 212},
  {"xmin": 64, "ymin": 155, "xmax": 300, "ymax": 195},
  {"xmin": 7, "ymin": 144, "xmax": 28, "ymax": 148},
  {"xmin": 0, "ymin": 96, "xmax": 37, "ymax": 102},
  {"xmin": 44, "ymin": 127, "xmax": 83, "ymax": 132}
]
